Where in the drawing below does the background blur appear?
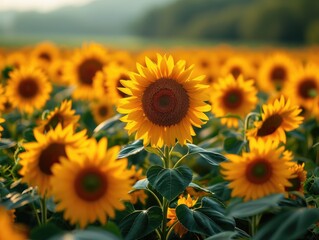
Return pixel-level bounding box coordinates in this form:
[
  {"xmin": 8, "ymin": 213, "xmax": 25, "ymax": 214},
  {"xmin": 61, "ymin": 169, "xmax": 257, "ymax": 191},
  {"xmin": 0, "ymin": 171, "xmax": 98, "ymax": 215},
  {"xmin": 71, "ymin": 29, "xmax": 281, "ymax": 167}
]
[{"xmin": 1, "ymin": 0, "xmax": 319, "ymax": 47}]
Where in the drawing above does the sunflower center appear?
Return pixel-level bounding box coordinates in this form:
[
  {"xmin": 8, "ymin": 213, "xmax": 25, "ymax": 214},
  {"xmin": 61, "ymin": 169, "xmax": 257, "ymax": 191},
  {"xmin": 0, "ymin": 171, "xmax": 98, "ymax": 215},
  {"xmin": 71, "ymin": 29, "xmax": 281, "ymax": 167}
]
[
  {"xmin": 286, "ymin": 177, "xmax": 302, "ymax": 192},
  {"xmin": 298, "ymin": 78, "xmax": 317, "ymax": 99},
  {"xmin": 39, "ymin": 52, "xmax": 51, "ymax": 62},
  {"xmin": 78, "ymin": 58, "xmax": 103, "ymax": 85},
  {"xmin": 75, "ymin": 168, "xmax": 107, "ymax": 201},
  {"xmin": 18, "ymin": 78, "xmax": 39, "ymax": 99},
  {"xmin": 44, "ymin": 113, "xmax": 64, "ymax": 133},
  {"xmin": 38, "ymin": 143, "xmax": 66, "ymax": 175},
  {"xmin": 257, "ymin": 114, "xmax": 283, "ymax": 137},
  {"xmin": 246, "ymin": 159, "xmax": 272, "ymax": 184},
  {"xmin": 201, "ymin": 60, "xmax": 209, "ymax": 68},
  {"xmin": 270, "ymin": 66, "xmax": 286, "ymax": 82},
  {"xmin": 98, "ymin": 106, "xmax": 108, "ymax": 117},
  {"xmin": 142, "ymin": 78, "xmax": 189, "ymax": 126},
  {"xmin": 223, "ymin": 89, "xmax": 243, "ymax": 109},
  {"xmin": 230, "ymin": 66, "xmax": 241, "ymax": 79}
]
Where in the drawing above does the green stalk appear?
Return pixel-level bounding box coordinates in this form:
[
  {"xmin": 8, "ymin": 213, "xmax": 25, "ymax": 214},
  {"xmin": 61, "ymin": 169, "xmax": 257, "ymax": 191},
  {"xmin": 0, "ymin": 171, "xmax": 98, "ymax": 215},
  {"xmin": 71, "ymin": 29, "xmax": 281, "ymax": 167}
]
[
  {"xmin": 40, "ymin": 196, "xmax": 47, "ymax": 225},
  {"xmin": 250, "ymin": 214, "xmax": 262, "ymax": 236}
]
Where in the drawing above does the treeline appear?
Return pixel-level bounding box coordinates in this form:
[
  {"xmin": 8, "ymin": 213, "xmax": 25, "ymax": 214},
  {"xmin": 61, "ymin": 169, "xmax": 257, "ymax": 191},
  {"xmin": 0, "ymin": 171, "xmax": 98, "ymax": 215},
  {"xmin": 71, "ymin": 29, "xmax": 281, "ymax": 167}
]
[{"xmin": 134, "ymin": 0, "xmax": 319, "ymax": 44}]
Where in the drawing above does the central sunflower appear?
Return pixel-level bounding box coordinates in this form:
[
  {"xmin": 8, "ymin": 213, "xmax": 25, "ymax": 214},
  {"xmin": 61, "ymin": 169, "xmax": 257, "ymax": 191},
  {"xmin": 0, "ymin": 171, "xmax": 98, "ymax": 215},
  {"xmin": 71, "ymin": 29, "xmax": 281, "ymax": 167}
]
[{"xmin": 117, "ymin": 54, "xmax": 211, "ymax": 147}]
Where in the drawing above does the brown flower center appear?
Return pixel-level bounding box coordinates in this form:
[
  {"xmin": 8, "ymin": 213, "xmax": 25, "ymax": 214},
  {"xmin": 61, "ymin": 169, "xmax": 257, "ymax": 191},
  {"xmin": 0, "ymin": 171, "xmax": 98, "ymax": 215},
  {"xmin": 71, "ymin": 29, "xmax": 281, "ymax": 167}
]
[
  {"xmin": 286, "ymin": 177, "xmax": 302, "ymax": 192},
  {"xmin": 230, "ymin": 66, "xmax": 241, "ymax": 79},
  {"xmin": 78, "ymin": 58, "xmax": 103, "ymax": 85},
  {"xmin": 222, "ymin": 89, "xmax": 243, "ymax": 109},
  {"xmin": 38, "ymin": 143, "xmax": 66, "ymax": 175},
  {"xmin": 200, "ymin": 60, "xmax": 209, "ymax": 69},
  {"xmin": 142, "ymin": 78, "xmax": 189, "ymax": 126},
  {"xmin": 270, "ymin": 66, "xmax": 286, "ymax": 82},
  {"xmin": 18, "ymin": 78, "xmax": 39, "ymax": 99},
  {"xmin": 39, "ymin": 52, "xmax": 51, "ymax": 62},
  {"xmin": 257, "ymin": 114, "xmax": 283, "ymax": 137},
  {"xmin": 298, "ymin": 78, "xmax": 317, "ymax": 99},
  {"xmin": 74, "ymin": 167, "xmax": 107, "ymax": 201},
  {"xmin": 246, "ymin": 159, "xmax": 272, "ymax": 184},
  {"xmin": 98, "ymin": 106, "xmax": 108, "ymax": 117}
]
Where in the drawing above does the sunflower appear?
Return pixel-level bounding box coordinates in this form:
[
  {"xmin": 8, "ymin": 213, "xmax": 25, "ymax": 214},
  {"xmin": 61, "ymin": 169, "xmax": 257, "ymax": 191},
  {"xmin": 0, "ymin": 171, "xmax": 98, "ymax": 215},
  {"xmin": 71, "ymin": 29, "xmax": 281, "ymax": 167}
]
[
  {"xmin": 0, "ymin": 207, "xmax": 27, "ymax": 240},
  {"xmin": 64, "ymin": 43, "xmax": 108, "ymax": 100},
  {"xmin": 211, "ymin": 75, "xmax": 258, "ymax": 128},
  {"xmin": 257, "ymin": 53, "xmax": 297, "ymax": 93},
  {"xmin": 285, "ymin": 162, "xmax": 307, "ymax": 195},
  {"xmin": 48, "ymin": 59, "xmax": 69, "ymax": 86},
  {"xmin": 4, "ymin": 52, "xmax": 26, "ymax": 69},
  {"xmin": 129, "ymin": 165, "xmax": 148, "ymax": 205},
  {"xmin": 283, "ymin": 63, "xmax": 319, "ymax": 111},
  {"xmin": 30, "ymin": 42, "xmax": 60, "ymax": 68},
  {"xmin": 109, "ymin": 50, "xmax": 134, "ymax": 69},
  {"xmin": 6, "ymin": 65, "xmax": 52, "ymax": 114},
  {"xmin": 246, "ymin": 96, "xmax": 303, "ymax": 143},
  {"xmin": 90, "ymin": 98, "xmax": 115, "ymax": 124},
  {"xmin": 117, "ymin": 54, "xmax": 211, "ymax": 147},
  {"xmin": 167, "ymin": 194, "xmax": 198, "ymax": 238},
  {"xmin": 50, "ymin": 138, "xmax": 133, "ymax": 228},
  {"xmin": 103, "ymin": 64, "xmax": 131, "ymax": 105},
  {"xmin": 220, "ymin": 56, "xmax": 255, "ymax": 80},
  {"xmin": 19, "ymin": 124, "xmax": 88, "ymax": 196},
  {"xmin": 0, "ymin": 84, "xmax": 7, "ymax": 112},
  {"xmin": 36, "ymin": 100, "xmax": 80, "ymax": 133},
  {"xmin": 220, "ymin": 139, "xmax": 293, "ymax": 201}
]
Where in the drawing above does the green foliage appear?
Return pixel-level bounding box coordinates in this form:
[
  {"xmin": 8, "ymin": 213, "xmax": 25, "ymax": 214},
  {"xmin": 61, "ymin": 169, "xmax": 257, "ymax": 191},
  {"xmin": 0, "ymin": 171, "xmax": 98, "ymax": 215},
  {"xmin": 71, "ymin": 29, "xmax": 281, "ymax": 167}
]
[
  {"xmin": 187, "ymin": 144, "xmax": 226, "ymax": 166},
  {"xmin": 147, "ymin": 165, "xmax": 192, "ymax": 201}
]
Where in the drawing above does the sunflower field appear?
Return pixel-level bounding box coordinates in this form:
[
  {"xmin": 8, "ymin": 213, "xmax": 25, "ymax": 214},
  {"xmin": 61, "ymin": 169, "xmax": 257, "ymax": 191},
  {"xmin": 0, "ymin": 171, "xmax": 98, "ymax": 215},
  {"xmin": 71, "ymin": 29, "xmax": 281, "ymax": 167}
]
[{"xmin": 0, "ymin": 42, "xmax": 319, "ymax": 240}]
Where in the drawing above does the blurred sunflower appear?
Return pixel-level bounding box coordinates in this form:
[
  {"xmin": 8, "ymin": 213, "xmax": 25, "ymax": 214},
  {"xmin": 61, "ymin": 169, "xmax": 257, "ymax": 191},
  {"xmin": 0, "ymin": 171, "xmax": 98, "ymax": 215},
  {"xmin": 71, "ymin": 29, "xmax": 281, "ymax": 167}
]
[
  {"xmin": 167, "ymin": 194, "xmax": 198, "ymax": 238},
  {"xmin": 19, "ymin": 124, "xmax": 88, "ymax": 196},
  {"xmin": 220, "ymin": 56, "xmax": 255, "ymax": 80},
  {"xmin": 129, "ymin": 165, "xmax": 148, "ymax": 205},
  {"xmin": 4, "ymin": 52, "xmax": 26, "ymax": 69},
  {"xmin": 109, "ymin": 50, "xmax": 134, "ymax": 69},
  {"xmin": 284, "ymin": 63, "xmax": 319, "ymax": 111},
  {"xmin": 0, "ymin": 207, "xmax": 27, "ymax": 240},
  {"xmin": 285, "ymin": 162, "xmax": 307, "ymax": 195},
  {"xmin": 211, "ymin": 75, "xmax": 258, "ymax": 128},
  {"xmin": 104, "ymin": 64, "xmax": 130, "ymax": 105},
  {"xmin": 36, "ymin": 100, "xmax": 80, "ymax": 133},
  {"xmin": 30, "ymin": 42, "xmax": 60, "ymax": 68},
  {"xmin": 247, "ymin": 96, "xmax": 303, "ymax": 143},
  {"xmin": 90, "ymin": 98, "xmax": 115, "ymax": 124},
  {"xmin": 50, "ymin": 138, "xmax": 132, "ymax": 228},
  {"xmin": 6, "ymin": 65, "xmax": 52, "ymax": 114},
  {"xmin": 117, "ymin": 54, "xmax": 211, "ymax": 147},
  {"xmin": 220, "ymin": 139, "xmax": 293, "ymax": 201},
  {"xmin": 0, "ymin": 84, "xmax": 7, "ymax": 112},
  {"xmin": 65, "ymin": 43, "xmax": 108, "ymax": 100},
  {"xmin": 0, "ymin": 117, "xmax": 5, "ymax": 137},
  {"xmin": 49, "ymin": 59, "xmax": 69, "ymax": 86},
  {"xmin": 257, "ymin": 53, "xmax": 297, "ymax": 93}
]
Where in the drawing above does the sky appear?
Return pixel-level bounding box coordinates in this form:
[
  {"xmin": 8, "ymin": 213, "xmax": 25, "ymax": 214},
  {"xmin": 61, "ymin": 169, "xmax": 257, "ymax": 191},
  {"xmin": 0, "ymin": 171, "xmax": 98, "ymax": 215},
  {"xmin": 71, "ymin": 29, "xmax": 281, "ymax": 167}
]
[{"xmin": 0, "ymin": 0, "xmax": 94, "ymax": 12}]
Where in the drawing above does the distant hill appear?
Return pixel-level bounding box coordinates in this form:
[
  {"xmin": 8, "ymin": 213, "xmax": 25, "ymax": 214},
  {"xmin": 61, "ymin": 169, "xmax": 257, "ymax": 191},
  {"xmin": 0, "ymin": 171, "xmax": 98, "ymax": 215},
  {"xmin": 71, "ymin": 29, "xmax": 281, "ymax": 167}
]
[{"xmin": 0, "ymin": 0, "xmax": 174, "ymax": 36}]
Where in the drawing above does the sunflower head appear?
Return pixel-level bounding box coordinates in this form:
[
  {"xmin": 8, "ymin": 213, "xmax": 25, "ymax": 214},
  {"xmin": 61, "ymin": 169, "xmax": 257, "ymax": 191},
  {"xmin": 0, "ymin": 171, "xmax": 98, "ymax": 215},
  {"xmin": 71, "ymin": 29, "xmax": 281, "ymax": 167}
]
[
  {"xmin": 221, "ymin": 138, "xmax": 294, "ymax": 201},
  {"xmin": 50, "ymin": 138, "xmax": 132, "ymax": 228},
  {"xmin": 90, "ymin": 98, "xmax": 115, "ymax": 124},
  {"xmin": 286, "ymin": 162, "xmax": 307, "ymax": 195},
  {"xmin": 221, "ymin": 56, "xmax": 255, "ymax": 79},
  {"xmin": 30, "ymin": 42, "xmax": 60, "ymax": 68},
  {"xmin": 117, "ymin": 54, "xmax": 211, "ymax": 147},
  {"xmin": 0, "ymin": 207, "xmax": 27, "ymax": 240}
]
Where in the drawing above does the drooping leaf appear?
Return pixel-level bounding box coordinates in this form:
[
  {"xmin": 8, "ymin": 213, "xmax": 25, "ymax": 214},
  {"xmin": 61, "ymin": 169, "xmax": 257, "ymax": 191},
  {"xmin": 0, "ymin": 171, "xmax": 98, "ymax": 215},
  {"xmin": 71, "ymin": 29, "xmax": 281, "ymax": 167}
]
[
  {"xmin": 187, "ymin": 144, "xmax": 226, "ymax": 166},
  {"xmin": 119, "ymin": 206, "xmax": 163, "ymax": 240},
  {"xmin": 176, "ymin": 197, "xmax": 235, "ymax": 236},
  {"xmin": 49, "ymin": 229, "xmax": 120, "ymax": 240},
  {"xmin": 147, "ymin": 165, "xmax": 192, "ymax": 201},
  {"xmin": 2, "ymin": 191, "xmax": 39, "ymax": 209},
  {"xmin": 0, "ymin": 138, "xmax": 16, "ymax": 149},
  {"xmin": 93, "ymin": 114, "xmax": 121, "ymax": 133},
  {"xmin": 223, "ymin": 137, "xmax": 246, "ymax": 154},
  {"xmin": 254, "ymin": 208, "xmax": 319, "ymax": 240},
  {"xmin": 226, "ymin": 194, "xmax": 284, "ymax": 218},
  {"xmin": 118, "ymin": 140, "xmax": 144, "ymax": 159}
]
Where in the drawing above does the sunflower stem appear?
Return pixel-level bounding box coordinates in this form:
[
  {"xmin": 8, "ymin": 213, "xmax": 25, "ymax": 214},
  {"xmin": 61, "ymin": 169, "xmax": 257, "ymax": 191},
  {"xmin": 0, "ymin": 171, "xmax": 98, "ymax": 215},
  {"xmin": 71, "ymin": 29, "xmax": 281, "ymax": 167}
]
[
  {"xmin": 250, "ymin": 214, "xmax": 262, "ymax": 237},
  {"xmin": 173, "ymin": 153, "xmax": 189, "ymax": 169},
  {"xmin": 146, "ymin": 188, "xmax": 163, "ymax": 208},
  {"xmin": 243, "ymin": 112, "xmax": 260, "ymax": 148},
  {"xmin": 166, "ymin": 221, "xmax": 178, "ymax": 240},
  {"xmin": 31, "ymin": 202, "xmax": 41, "ymax": 226},
  {"xmin": 40, "ymin": 195, "xmax": 48, "ymax": 225}
]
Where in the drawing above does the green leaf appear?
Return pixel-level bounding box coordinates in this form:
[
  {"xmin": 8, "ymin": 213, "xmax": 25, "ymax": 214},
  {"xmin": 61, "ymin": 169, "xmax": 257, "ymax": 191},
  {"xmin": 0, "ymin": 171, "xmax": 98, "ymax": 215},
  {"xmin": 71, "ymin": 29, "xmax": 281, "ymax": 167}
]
[
  {"xmin": 119, "ymin": 206, "xmax": 163, "ymax": 240},
  {"xmin": 187, "ymin": 144, "xmax": 226, "ymax": 166},
  {"xmin": 223, "ymin": 137, "xmax": 246, "ymax": 154},
  {"xmin": 49, "ymin": 229, "xmax": 120, "ymax": 240},
  {"xmin": 253, "ymin": 208, "xmax": 319, "ymax": 240},
  {"xmin": 31, "ymin": 223, "xmax": 63, "ymax": 240},
  {"xmin": 205, "ymin": 231, "xmax": 238, "ymax": 240},
  {"xmin": 147, "ymin": 165, "xmax": 192, "ymax": 201},
  {"xmin": 129, "ymin": 178, "xmax": 149, "ymax": 193},
  {"xmin": 93, "ymin": 114, "xmax": 121, "ymax": 133},
  {"xmin": 2, "ymin": 191, "xmax": 39, "ymax": 209},
  {"xmin": 176, "ymin": 198, "xmax": 235, "ymax": 236},
  {"xmin": 226, "ymin": 194, "xmax": 284, "ymax": 218},
  {"xmin": 0, "ymin": 138, "xmax": 16, "ymax": 149},
  {"xmin": 313, "ymin": 142, "xmax": 319, "ymax": 149},
  {"xmin": 101, "ymin": 221, "xmax": 122, "ymax": 238},
  {"xmin": 187, "ymin": 182, "xmax": 212, "ymax": 194},
  {"xmin": 118, "ymin": 140, "xmax": 144, "ymax": 159}
]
